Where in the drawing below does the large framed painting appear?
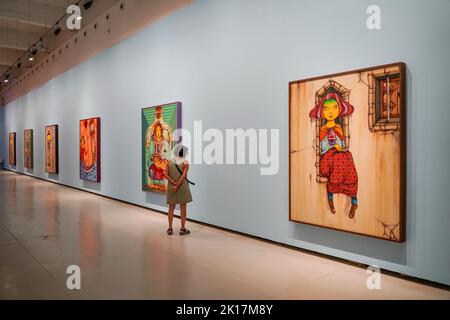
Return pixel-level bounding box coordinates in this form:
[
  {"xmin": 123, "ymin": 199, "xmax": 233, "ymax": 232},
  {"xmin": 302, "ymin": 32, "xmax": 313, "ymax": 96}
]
[
  {"xmin": 24, "ymin": 129, "xmax": 33, "ymax": 169},
  {"xmin": 289, "ymin": 62, "xmax": 406, "ymax": 242},
  {"xmin": 9, "ymin": 132, "xmax": 16, "ymax": 166},
  {"xmin": 142, "ymin": 102, "xmax": 182, "ymax": 193},
  {"xmin": 80, "ymin": 117, "xmax": 100, "ymax": 182},
  {"xmin": 45, "ymin": 125, "xmax": 59, "ymax": 174}
]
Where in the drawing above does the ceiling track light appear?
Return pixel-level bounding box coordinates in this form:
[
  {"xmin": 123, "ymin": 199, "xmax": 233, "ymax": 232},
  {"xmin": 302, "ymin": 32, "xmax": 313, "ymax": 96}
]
[
  {"xmin": 82, "ymin": 0, "xmax": 94, "ymax": 10},
  {"xmin": 53, "ymin": 24, "xmax": 61, "ymax": 36}
]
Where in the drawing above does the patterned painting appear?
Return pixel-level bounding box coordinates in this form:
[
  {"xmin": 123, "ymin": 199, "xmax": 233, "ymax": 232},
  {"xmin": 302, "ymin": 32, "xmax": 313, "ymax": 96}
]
[
  {"xmin": 80, "ymin": 118, "xmax": 100, "ymax": 182},
  {"xmin": 9, "ymin": 132, "xmax": 16, "ymax": 166},
  {"xmin": 24, "ymin": 129, "xmax": 33, "ymax": 169},
  {"xmin": 142, "ymin": 102, "xmax": 181, "ymax": 193},
  {"xmin": 45, "ymin": 125, "xmax": 58, "ymax": 174},
  {"xmin": 289, "ymin": 63, "xmax": 406, "ymax": 241}
]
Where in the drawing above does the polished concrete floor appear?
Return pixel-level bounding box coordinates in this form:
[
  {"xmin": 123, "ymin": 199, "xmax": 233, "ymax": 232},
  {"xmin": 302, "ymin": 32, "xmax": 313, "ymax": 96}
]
[{"xmin": 0, "ymin": 170, "xmax": 448, "ymax": 300}]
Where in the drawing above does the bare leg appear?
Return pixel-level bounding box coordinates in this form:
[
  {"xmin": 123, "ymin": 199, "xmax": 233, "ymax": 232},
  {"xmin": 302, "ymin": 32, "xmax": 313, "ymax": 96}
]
[
  {"xmin": 348, "ymin": 204, "xmax": 358, "ymax": 219},
  {"xmin": 180, "ymin": 204, "xmax": 187, "ymax": 229},
  {"xmin": 348, "ymin": 197, "xmax": 358, "ymax": 219},
  {"xmin": 327, "ymin": 192, "xmax": 335, "ymax": 214},
  {"xmin": 179, "ymin": 204, "xmax": 190, "ymax": 235},
  {"xmin": 168, "ymin": 204, "xmax": 175, "ymax": 230}
]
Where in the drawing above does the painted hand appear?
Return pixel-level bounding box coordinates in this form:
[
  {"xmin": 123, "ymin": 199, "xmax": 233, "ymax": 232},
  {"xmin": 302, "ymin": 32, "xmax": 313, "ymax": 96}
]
[{"xmin": 334, "ymin": 144, "xmax": 343, "ymax": 151}]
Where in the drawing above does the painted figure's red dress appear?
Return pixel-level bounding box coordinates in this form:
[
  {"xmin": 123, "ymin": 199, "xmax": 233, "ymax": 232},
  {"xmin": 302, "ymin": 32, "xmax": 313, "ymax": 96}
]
[{"xmin": 309, "ymin": 92, "xmax": 358, "ymax": 201}]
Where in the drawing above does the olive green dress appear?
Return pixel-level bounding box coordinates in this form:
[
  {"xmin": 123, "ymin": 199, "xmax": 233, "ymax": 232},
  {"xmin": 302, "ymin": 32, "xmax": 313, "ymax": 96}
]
[{"xmin": 166, "ymin": 161, "xmax": 192, "ymax": 205}]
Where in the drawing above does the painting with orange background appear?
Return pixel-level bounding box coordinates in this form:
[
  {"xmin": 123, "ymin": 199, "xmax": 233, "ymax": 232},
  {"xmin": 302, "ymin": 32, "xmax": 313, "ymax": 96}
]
[
  {"xmin": 289, "ymin": 63, "xmax": 406, "ymax": 241},
  {"xmin": 9, "ymin": 132, "xmax": 16, "ymax": 166},
  {"xmin": 80, "ymin": 117, "xmax": 100, "ymax": 182},
  {"xmin": 45, "ymin": 125, "xmax": 58, "ymax": 174}
]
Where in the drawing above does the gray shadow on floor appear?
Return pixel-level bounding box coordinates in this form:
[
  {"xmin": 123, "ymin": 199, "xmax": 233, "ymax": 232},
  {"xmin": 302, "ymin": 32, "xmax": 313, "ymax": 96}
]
[
  {"xmin": 291, "ymin": 222, "xmax": 406, "ymax": 264},
  {"xmin": 25, "ymin": 168, "xmax": 34, "ymax": 175}
]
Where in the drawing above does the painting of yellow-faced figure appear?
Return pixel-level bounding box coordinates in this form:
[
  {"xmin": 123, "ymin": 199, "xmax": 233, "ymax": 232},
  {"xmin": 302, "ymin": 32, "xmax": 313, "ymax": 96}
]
[
  {"xmin": 289, "ymin": 63, "xmax": 406, "ymax": 242},
  {"xmin": 142, "ymin": 102, "xmax": 181, "ymax": 193},
  {"xmin": 45, "ymin": 125, "xmax": 58, "ymax": 174},
  {"xmin": 24, "ymin": 129, "xmax": 33, "ymax": 169}
]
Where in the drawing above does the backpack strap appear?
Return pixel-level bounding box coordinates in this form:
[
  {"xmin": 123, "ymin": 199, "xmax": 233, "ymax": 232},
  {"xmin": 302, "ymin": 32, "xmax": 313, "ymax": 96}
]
[{"xmin": 175, "ymin": 163, "xmax": 195, "ymax": 186}]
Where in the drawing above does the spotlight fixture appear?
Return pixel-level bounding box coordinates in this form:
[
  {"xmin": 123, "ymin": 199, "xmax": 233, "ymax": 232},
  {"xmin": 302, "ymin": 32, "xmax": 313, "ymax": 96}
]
[
  {"xmin": 27, "ymin": 52, "xmax": 34, "ymax": 61},
  {"xmin": 31, "ymin": 47, "xmax": 38, "ymax": 56},
  {"xmin": 82, "ymin": 0, "xmax": 94, "ymax": 10},
  {"xmin": 53, "ymin": 24, "xmax": 61, "ymax": 36},
  {"xmin": 76, "ymin": 16, "xmax": 83, "ymax": 21},
  {"xmin": 35, "ymin": 38, "xmax": 48, "ymax": 53},
  {"xmin": 17, "ymin": 62, "xmax": 22, "ymax": 68},
  {"xmin": 36, "ymin": 39, "xmax": 43, "ymax": 50},
  {"xmin": 3, "ymin": 79, "xmax": 8, "ymax": 83}
]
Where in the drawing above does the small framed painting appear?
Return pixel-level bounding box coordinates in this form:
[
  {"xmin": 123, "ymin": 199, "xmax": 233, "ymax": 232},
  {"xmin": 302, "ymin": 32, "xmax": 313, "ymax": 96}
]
[
  {"xmin": 80, "ymin": 118, "xmax": 100, "ymax": 182},
  {"xmin": 24, "ymin": 129, "xmax": 33, "ymax": 169},
  {"xmin": 9, "ymin": 132, "xmax": 16, "ymax": 166},
  {"xmin": 45, "ymin": 125, "xmax": 59, "ymax": 174}
]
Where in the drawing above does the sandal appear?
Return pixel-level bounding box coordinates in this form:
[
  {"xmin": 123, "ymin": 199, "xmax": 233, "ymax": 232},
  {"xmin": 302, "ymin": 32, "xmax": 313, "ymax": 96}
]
[
  {"xmin": 179, "ymin": 228, "xmax": 190, "ymax": 236},
  {"xmin": 167, "ymin": 228, "xmax": 173, "ymax": 235}
]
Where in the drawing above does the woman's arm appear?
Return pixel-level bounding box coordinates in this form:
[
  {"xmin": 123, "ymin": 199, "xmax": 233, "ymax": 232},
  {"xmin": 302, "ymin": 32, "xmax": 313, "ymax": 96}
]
[
  {"xmin": 172, "ymin": 162, "xmax": 189, "ymax": 192},
  {"xmin": 163, "ymin": 165, "xmax": 177, "ymax": 186},
  {"xmin": 176, "ymin": 162, "xmax": 189, "ymax": 186}
]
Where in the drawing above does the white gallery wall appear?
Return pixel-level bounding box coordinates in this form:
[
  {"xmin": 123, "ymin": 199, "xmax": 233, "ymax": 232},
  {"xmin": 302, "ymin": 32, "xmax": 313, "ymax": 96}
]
[{"xmin": 1, "ymin": 0, "xmax": 449, "ymax": 285}]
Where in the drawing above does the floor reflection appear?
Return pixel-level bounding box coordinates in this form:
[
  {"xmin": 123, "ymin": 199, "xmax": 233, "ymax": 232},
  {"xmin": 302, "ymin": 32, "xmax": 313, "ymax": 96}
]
[
  {"xmin": 79, "ymin": 202, "xmax": 102, "ymax": 269},
  {"xmin": 44, "ymin": 187, "xmax": 59, "ymax": 236}
]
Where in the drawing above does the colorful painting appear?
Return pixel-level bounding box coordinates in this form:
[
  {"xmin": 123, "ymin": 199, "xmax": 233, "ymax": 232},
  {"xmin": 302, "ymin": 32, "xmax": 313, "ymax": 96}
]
[
  {"xmin": 9, "ymin": 132, "xmax": 16, "ymax": 166},
  {"xmin": 24, "ymin": 129, "xmax": 33, "ymax": 169},
  {"xmin": 289, "ymin": 63, "xmax": 406, "ymax": 241},
  {"xmin": 80, "ymin": 118, "xmax": 100, "ymax": 182},
  {"xmin": 45, "ymin": 125, "xmax": 59, "ymax": 174},
  {"xmin": 142, "ymin": 102, "xmax": 181, "ymax": 193}
]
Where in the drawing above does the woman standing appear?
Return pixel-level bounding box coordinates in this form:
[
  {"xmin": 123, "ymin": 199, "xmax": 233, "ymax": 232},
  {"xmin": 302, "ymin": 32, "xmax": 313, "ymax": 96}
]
[{"xmin": 163, "ymin": 144, "xmax": 193, "ymax": 235}]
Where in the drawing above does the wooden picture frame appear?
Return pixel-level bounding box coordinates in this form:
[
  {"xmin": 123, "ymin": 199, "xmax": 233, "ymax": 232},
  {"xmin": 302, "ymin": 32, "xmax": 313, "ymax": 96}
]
[{"xmin": 289, "ymin": 62, "xmax": 406, "ymax": 242}]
